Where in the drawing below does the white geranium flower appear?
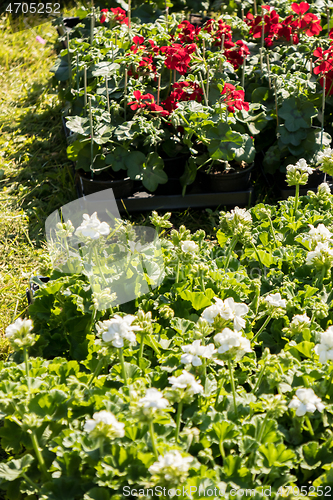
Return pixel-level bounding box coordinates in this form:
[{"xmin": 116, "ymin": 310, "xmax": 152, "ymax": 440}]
[
  {"xmin": 225, "ymin": 206, "xmax": 252, "ymax": 225},
  {"xmin": 224, "ymin": 297, "xmax": 249, "ymax": 331},
  {"xmin": 181, "ymin": 240, "xmax": 199, "ymax": 254},
  {"xmin": 55, "ymin": 220, "xmax": 75, "ymax": 238},
  {"xmin": 264, "ymin": 292, "xmax": 287, "ymax": 309},
  {"xmin": 180, "ymin": 340, "xmax": 216, "ymax": 366},
  {"xmin": 290, "ymin": 313, "xmax": 310, "ymax": 327},
  {"xmin": 148, "ymin": 450, "xmax": 193, "ymax": 482},
  {"xmin": 286, "ymin": 159, "xmax": 313, "ymax": 175},
  {"xmin": 306, "ymin": 241, "xmax": 333, "ymax": 267},
  {"xmin": 288, "ymin": 388, "xmax": 325, "ymax": 417},
  {"xmin": 201, "ymin": 297, "xmax": 232, "ymax": 324},
  {"xmin": 308, "ymin": 224, "xmax": 332, "ymax": 244},
  {"xmin": 92, "ymin": 288, "xmax": 117, "ymax": 310},
  {"xmin": 138, "ymin": 388, "xmax": 169, "ymax": 409},
  {"xmin": 214, "ymin": 328, "xmax": 252, "ymax": 360},
  {"xmin": 314, "ymin": 325, "xmax": 333, "ymax": 363},
  {"xmin": 96, "ymin": 314, "xmax": 141, "ymax": 348},
  {"xmin": 75, "ymin": 212, "xmax": 110, "ymax": 240},
  {"xmin": 201, "ymin": 297, "xmax": 248, "ymax": 331},
  {"xmin": 84, "ymin": 410, "xmax": 125, "ymax": 437},
  {"xmin": 168, "ymin": 370, "xmax": 203, "ymax": 395},
  {"xmin": 5, "ymin": 318, "xmax": 33, "ymax": 338},
  {"xmin": 317, "ymin": 182, "xmax": 331, "ymax": 196}
]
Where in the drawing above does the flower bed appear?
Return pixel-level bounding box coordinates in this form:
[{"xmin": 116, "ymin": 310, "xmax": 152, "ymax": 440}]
[
  {"xmin": 51, "ymin": 1, "xmax": 333, "ymax": 202},
  {"xmin": 2, "ymin": 159, "xmax": 333, "ymax": 494}
]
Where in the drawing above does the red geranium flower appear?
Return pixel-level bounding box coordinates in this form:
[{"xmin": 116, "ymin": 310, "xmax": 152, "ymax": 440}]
[
  {"xmin": 177, "ymin": 20, "xmax": 201, "ymax": 43},
  {"xmin": 162, "ymin": 81, "xmax": 204, "ymax": 112},
  {"xmin": 110, "ymin": 7, "xmax": 129, "ymax": 25},
  {"xmin": 128, "ymin": 91, "xmax": 169, "ymax": 116},
  {"xmin": 221, "ymin": 83, "xmax": 249, "ymax": 113},
  {"xmin": 160, "ymin": 43, "xmax": 196, "ymax": 74}
]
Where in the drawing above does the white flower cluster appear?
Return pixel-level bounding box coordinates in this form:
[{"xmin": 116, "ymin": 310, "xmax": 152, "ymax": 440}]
[
  {"xmin": 138, "ymin": 388, "xmax": 169, "ymax": 410},
  {"xmin": 225, "ymin": 206, "xmax": 252, "ymax": 225},
  {"xmin": 148, "ymin": 450, "xmax": 193, "ymax": 483},
  {"xmin": 92, "ymin": 288, "xmax": 117, "ymax": 310},
  {"xmin": 168, "ymin": 370, "xmax": 204, "ymax": 395},
  {"xmin": 306, "ymin": 242, "xmax": 333, "ymax": 268},
  {"xmin": 180, "ymin": 340, "xmax": 216, "ymax": 366},
  {"xmin": 214, "ymin": 328, "xmax": 252, "ymax": 361},
  {"xmin": 181, "ymin": 240, "xmax": 199, "ymax": 254},
  {"xmin": 314, "ymin": 325, "xmax": 333, "ymax": 363},
  {"xmin": 75, "ymin": 212, "xmax": 110, "ymax": 240},
  {"xmin": 288, "ymin": 388, "xmax": 325, "ymax": 416},
  {"xmin": 84, "ymin": 410, "xmax": 125, "ymax": 437},
  {"xmin": 289, "ymin": 313, "xmax": 310, "ymax": 334},
  {"xmin": 5, "ymin": 318, "xmax": 35, "ymax": 349},
  {"xmin": 96, "ymin": 314, "xmax": 141, "ymax": 348},
  {"xmin": 201, "ymin": 296, "xmax": 249, "ymax": 331},
  {"xmin": 55, "ymin": 220, "xmax": 75, "ymax": 238},
  {"xmin": 318, "ymin": 147, "xmax": 333, "ymax": 176},
  {"xmin": 302, "ymin": 224, "xmax": 333, "ymax": 250},
  {"xmin": 263, "ymin": 292, "xmax": 287, "ymax": 310},
  {"xmin": 286, "ymin": 159, "xmax": 314, "ymax": 186}
]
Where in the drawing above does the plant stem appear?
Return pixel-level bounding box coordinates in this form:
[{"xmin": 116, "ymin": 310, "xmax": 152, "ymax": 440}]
[
  {"xmin": 22, "ymin": 472, "xmax": 40, "ymax": 491},
  {"xmin": 76, "ymin": 52, "xmax": 79, "ymax": 91},
  {"xmin": 252, "ymin": 313, "xmax": 273, "ymax": 343},
  {"xmin": 157, "ymin": 73, "xmax": 161, "ymax": 105},
  {"xmin": 124, "ymin": 69, "xmax": 128, "ymax": 121},
  {"xmin": 175, "ymin": 401, "xmax": 183, "ymax": 442},
  {"xmin": 93, "ymin": 246, "xmax": 108, "ymax": 287},
  {"xmin": 328, "ymin": 7, "xmax": 331, "ymax": 38},
  {"xmin": 253, "ymin": 363, "xmax": 266, "ymax": 393},
  {"xmin": 219, "ymin": 33, "xmax": 225, "ymax": 72},
  {"xmin": 259, "ymin": 47, "xmax": 263, "ymax": 76},
  {"xmin": 305, "ymin": 415, "xmax": 314, "ymax": 436},
  {"xmin": 84, "ymin": 66, "xmax": 87, "ymax": 110},
  {"xmin": 321, "ymin": 75, "xmax": 326, "ymax": 153},
  {"xmin": 250, "ymin": 241, "xmax": 263, "ymax": 272},
  {"xmin": 90, "ymin": 7, "xmax": 95, "ymax": 45},
  {"xmin": 89, "ymin": 97, "xmax": 94, "ymax": 177},
  {"xmin": 268, "ymin": 215, "xmax": 278, "ymax": 248},
  {"xmin": 206, "ymin": 65, "xmax": 210, "ymax": 103},
  {"xmin": 23, "ymin": 346, "xmax": 31, "ymax": 395},
  {"xmin": 149, "ymin": 421, "xmax": 159, "ymax": 458},
  {"xmin": 118, "ymin": 347, "xmax": 127, "ymax": 385},
  {"xmin": 254, "ymin": 0, "xmax": 257, "ymax": 15},
  {"xmin": 105, "ymin": 77, "xmax": 110, "ymax": 114},
  {"xmin": 128, "ymin": 0, "xmax": 132, "ymax": 42},
  {"xmin": 31, "ymin": 431, "xmax": 50, "ymax": 480},
  {"xmin": 241, "ymin": 57, "xmax": 246, "ymax": 88},
  {"xmin": 294, "ymin": 183, "xmax": 300, "ymax": 218},
  {"xmin": 219, "ymin": 439, "xmax": 225, "ymax": 459},
  {"xmin": 266, "ymin": 53, "xmax": 271, "ymax": 89},
  {"xmin": 215, "ymin": 376, "xmax": 224, "ymax": 409},
  {"xmin": 175, "ymin": 257, "xmax": 180, "ymax": 283},
  {"xmin": 66, "ymin": 32, "xmax": 71, "ymax": 81},
  {"xmin": 138, "ymin": 331, "xmax": 145, "ymax": 362},
  {"xmin": 87, "ymin": 357, "xmax": 104, "ymax": 388},
  {"xmin": 99, "ymin": 437, "xmax": 104, "ymax": 457},
  {"xmin": 261, "ymin": 6, "xmax": 265, "ymax": 49},
  {"xmin": 224, "ymin": 235, "xmax": 238, "ymax": 270},
  {"xmin": 228, "ymin": 360, "xmax": 238, "ymax": 418},
  {"xmin": 199, "ymin": 72, "xmax": 209, "ymax": 107}
]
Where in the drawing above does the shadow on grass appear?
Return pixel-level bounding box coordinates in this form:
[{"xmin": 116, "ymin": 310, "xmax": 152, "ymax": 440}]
[{"xmin": 3, "ymin": 78, "xmax": 76, "ymax": 245}]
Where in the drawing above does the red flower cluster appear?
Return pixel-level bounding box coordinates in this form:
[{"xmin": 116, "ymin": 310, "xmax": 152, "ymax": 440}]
[
  {"xmin": 100, "ymin": 7, "xmax": 129, "ymax": 25},
  {"xmin": 224, "ymin": 40, "xmax": 250, "ymax": 69},
  {"xmin": 221, "ymin": 83, "xmax": 249, "ymax": 113},
  {"xmin": 246, "ymin": 2, "xmax": 321, "ymax": 46},
  {"xmin": 162, "ymin": 81, "xmax": 204, "ymax": 112},
  {"xmin": 127, "ymin": 37, "xmax": 160, "ymax": 78},
  {"xmin": 160, "ymin": 43, "xmax": 197, "ymax": 74},
  {"xmin": 177, "ymin": 20, "xmax": 201, "ymax": 43},
  {"xmin": 128, "ymin": 90, "xmax": 169, "ymax": 116},
  {"xmin": 203, "ymin": 18, "xmax": 233, "ymax": 47},
  {"xmin": 313, "ymin": 45, "xmax": 333, "ymax": 95}
]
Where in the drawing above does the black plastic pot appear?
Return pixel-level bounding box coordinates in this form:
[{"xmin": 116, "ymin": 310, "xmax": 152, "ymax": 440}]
[
  {"xmin": 26, "ymin": 276, "xmax": 50, "ymax": 305},
  {"xmin": 77, "ymin": 170, "xmax": 134, "ymax": 198},
  {"xmin": 198, "ymin": 163, "xmax": 255, "ymax": 193},
  {"xmin": 154, "ymin": 177, "xmax": 183, "ymax": 196}
]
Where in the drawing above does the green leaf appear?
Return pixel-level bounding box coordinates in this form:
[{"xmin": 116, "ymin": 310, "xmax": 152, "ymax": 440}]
[
  {"xmin": 105, "ymin": 147, "xmax": 130, "ymax": 171},
  {"xmin": 142, "ymin": 152, "xmax": 168, "ymax": 191},
  {"xmin": 278, "ymin": 96, "xmax": 316, "ymax": 132},
  {"xmin": 84, "ymin": 487, "xmax": 111, "ymax": 500},
  {"xmin": 179, "ymin": 289, "xmax": 215, "ymax": 310},
  {"xmin": 170, "ymin": 317, "xmax": 195, "ymax": 335},
  {"xmin": 125, "ymin": 151, "xmax": 146, "ymax": 180},
  {"xmin": 259, "ymin": 443, "xmax": 296, "ymax": 468},
  {"xmin": 234, "ymin": 135, "xmax": 256, "ymax": 163},
  {"xmin": 0, "ymin": 455, "xmax": 34, "ymax": 481},
  {"xmin": 50, "ymin": 57, "xmax": 70, "ymax": 81},
  {"xmin": 180, "ymin": 158, "xmax": 197, "ymax": 191},
  {"xmin": 206, "ymin": 123, "xmax": 244, "ymax": 161},
  {"xmin": 65, "ymin": 116, "xmax": 90, "ymax": 136},
  {"xmin": 216, "ymin": 230, "xmax": 228, "ymax": 248},
  {"xmin": 91, "ymin": 62, "xmax": 120, "ymax": 77},
  {"xmin": 212, "ymin": 421, "xmax": 239, "ymax": 442},
  {"xmin": 278, "ymin": 124, "xmax": 308, "ymax": 146}
]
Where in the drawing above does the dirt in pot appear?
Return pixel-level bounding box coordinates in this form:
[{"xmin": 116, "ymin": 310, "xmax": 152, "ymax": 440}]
[
  {"xmin": 205, "ymin": 160, "xmax": 249, "ymax": 175},
  {"xmin": 79, "ymin": 169, "xmax": 128, "ymax": 181}
]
